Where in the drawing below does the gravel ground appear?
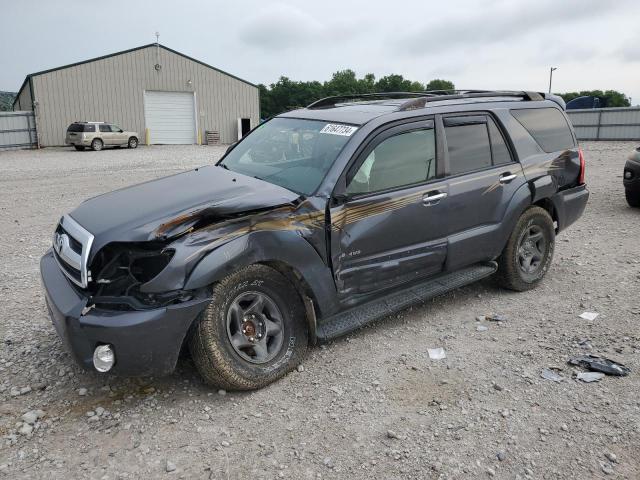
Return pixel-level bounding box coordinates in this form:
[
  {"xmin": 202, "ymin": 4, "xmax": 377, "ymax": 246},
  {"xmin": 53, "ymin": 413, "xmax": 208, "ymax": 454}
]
[{"xmin": 0, "ymin": 142, "xmax": 639, "ymax": 480}]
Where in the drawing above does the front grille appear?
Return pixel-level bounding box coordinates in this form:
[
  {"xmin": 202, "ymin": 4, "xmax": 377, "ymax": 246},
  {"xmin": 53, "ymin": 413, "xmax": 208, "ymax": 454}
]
[{"xmin": 52, "ymin": 215, "xmax": 94, "ymax": 288}]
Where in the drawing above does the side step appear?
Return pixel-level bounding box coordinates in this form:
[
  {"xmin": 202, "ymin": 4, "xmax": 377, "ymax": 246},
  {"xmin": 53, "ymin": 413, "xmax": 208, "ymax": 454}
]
[{"xmin": 316, "ymin": 262, "xmax": 497, "ymax": 341}]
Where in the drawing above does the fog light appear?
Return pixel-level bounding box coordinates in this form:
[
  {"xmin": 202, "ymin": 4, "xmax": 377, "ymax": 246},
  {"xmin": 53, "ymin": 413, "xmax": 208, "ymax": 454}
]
[
  {"xmin": 93, "ymin": 345, "xmax": 115, "ymax": 372},
  {"xmin": 624, "ymin": 170, "xmax": 633, "ymax": 179}
]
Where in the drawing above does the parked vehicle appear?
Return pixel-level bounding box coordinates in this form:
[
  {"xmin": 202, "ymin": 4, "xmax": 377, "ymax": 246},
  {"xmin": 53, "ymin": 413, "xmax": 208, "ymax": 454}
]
[
  {"xmin": 41, "ymin": 90, "xmax": 589, "ymax": 390},
  {"xmin": 65, "ymin": 121, "xmax": 138, "ymax": 151},
  {"xmin": 624, "ymin": 146, "xmax": 640, "ymax": 207}
]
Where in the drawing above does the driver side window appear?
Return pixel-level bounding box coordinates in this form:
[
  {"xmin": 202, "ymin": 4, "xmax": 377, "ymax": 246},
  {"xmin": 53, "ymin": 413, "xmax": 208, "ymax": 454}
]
[{"xmin": 347, "ymin": 128, "xmax": 436, "ymax": 195}]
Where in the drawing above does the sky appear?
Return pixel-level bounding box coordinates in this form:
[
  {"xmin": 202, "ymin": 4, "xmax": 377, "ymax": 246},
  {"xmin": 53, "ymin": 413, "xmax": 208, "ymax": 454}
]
[{"xmin": 2, "ymin": 0, "xmax": 640, "ymax": 103}]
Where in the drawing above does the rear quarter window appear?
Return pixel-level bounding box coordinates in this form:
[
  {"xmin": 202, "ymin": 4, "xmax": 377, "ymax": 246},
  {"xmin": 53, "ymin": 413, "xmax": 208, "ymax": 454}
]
[{"xmin": 510, "ymin": 108, "xmax": 575, "ymax": 153}]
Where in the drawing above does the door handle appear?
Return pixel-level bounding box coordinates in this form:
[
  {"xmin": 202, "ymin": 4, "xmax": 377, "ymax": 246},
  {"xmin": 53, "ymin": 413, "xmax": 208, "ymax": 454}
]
[
  {"xmin": 499, "ymin": 173, "xmax": 517, "ymax": 184},
  {"xmin": 422, "ymin": 191, "xmax": 447, "ymax": 206}
]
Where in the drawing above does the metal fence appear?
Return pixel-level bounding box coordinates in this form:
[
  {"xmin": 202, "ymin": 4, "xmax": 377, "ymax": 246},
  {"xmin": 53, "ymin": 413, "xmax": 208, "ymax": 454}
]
[
  {"xmin": 0, "ymin": 111, "xmax": 37, "ymax": 150},
  {"xmin": 567, "ymin": 107, "xmax": 640, "ymax": 141}
]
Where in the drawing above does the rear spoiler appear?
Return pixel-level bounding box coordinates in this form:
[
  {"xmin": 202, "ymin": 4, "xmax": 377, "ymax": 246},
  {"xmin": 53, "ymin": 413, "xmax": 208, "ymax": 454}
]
[{"xmin": 543, "ymin": 93, "xmax": 566, "ymax": 110}]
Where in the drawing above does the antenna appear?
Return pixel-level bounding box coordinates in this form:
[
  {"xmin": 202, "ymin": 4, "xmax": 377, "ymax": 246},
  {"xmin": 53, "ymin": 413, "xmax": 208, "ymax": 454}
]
[{"xmin": 154, "ymin": 31, "xmax": 162, "ymax": 72}]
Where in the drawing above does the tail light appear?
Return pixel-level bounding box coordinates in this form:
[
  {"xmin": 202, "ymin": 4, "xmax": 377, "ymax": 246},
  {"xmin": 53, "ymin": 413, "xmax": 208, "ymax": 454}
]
[{"xmin": 578, "ymin": 148, "xmax": 585, "ymax": 185}]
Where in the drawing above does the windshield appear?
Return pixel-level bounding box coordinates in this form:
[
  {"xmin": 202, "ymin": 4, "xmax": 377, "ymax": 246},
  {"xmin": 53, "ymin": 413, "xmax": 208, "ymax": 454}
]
[{"xmin": 218, "ymin": 117, "xmax": 357, "ymax": 195}]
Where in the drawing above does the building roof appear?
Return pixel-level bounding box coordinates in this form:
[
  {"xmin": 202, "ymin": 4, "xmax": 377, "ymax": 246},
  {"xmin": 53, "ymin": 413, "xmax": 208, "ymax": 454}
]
[{"xmin": 13, "ymin": 43, "xmax": 257, "ymax": 109}]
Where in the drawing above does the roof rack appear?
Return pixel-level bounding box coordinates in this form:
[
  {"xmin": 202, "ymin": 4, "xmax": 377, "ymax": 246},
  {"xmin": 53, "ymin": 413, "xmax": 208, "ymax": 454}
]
[{"xmin": 307, "ymin": 90, "xmax": 545, "ymax": 110}]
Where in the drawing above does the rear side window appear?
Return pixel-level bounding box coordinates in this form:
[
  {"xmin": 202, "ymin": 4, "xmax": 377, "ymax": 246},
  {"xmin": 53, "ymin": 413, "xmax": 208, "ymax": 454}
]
[
  {"xmin": 84, "ymin": 124, "xmax": 95, "ymax": 132},
  {"xmin": 445, "ymin": 121, "xmax": 492, "ymax": 175},
  {"xmin": 511, "ymin": 108, "xmax": 574, "ymax": 152}
]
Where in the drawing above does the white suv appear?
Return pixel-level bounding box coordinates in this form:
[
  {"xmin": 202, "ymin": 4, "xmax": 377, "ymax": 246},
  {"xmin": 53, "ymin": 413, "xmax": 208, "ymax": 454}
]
[{"xmin": 65, "ymin": 122, "xmax": 139, "ymax": 151}]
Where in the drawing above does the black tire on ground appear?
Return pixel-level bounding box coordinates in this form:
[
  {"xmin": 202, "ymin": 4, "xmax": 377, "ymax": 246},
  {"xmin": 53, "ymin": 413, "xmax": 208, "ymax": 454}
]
[
  {"xmin": 127, "ymin": 137, "xmax": 138, "ymax": 149},
  {"xmin": 90, "ymin": 138, "xmax": 103, "ymax": 151},
  {"xmin": 625, "ymin": 189, "xmax": 640, "ymax": 208},
  {"xmin": 189, "ymin": 264, "xmax": 308, "ymax": 390},
  {"xmin": 495, "ymin": 206, "xmax": 555, "ymax": 292},
  {"xmin": 74, "ymin": 146, "xmax": 85, "ymax": 151}
]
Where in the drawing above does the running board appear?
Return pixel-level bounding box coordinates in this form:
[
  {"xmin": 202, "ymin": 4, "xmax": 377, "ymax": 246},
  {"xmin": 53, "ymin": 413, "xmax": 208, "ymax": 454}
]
[{"xmin": 316, "ymin": 262, "xmax": 497, "ymax": 342}]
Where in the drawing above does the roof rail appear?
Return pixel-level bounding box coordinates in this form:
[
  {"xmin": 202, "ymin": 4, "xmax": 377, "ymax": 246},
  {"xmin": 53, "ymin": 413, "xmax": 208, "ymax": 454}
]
[
  {"xmin": 307, "ymin": 92, "xmax": 436, "ymax": 109},
  {"xmin": 397, "ymin": 90, "xmax": 545, "ymax": 111},
  {"xmin": 307, "ymin": 90, "xmax": 545, "ymax": 110}
]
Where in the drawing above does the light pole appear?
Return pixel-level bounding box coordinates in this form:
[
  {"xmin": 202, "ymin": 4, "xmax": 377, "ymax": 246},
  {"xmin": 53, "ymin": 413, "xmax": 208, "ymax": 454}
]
[{"xmin": 548, "ymin": 67, "xmax": 557, "ymax": 94}]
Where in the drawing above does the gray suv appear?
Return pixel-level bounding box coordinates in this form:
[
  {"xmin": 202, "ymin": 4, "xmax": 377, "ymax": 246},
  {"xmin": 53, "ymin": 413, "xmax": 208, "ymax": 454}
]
[
  {"xmin": 66, "ymin": 121, "xmax": 139, "ymax": 151},
  {"xmin": 42, "ymin": 90, "xmax": 588, "ymax": 390}
]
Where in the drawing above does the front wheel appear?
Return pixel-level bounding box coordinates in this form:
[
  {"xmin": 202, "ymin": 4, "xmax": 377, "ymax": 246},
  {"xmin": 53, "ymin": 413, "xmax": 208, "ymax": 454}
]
[
  {"xmin": 625, "ymin": 189, "xmax": 640, "ymax": 208},
  {"xmin": 189, "ymin": 264, "xmax": 308, "ymax": 390},
  {"xmin": 496, "ymin": 206, "xmax": 555, "ymax": 291}
]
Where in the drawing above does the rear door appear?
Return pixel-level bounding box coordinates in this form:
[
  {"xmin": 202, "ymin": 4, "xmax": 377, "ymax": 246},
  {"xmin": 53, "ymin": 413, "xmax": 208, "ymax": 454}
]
[
  {"xmin": 330, "ymin": 119, "xmax": 450, "ymax": 297},
  {"xmin": 441, "ymin": 113, "xmax": 526, "ymax": 270},
  {"xmin": 98, "ymin": 124, "xmax": 114, "ymax": 145}
]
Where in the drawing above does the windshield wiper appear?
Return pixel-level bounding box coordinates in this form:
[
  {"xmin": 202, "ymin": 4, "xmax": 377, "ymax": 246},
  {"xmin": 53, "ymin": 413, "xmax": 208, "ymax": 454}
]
[{"xmin": 218, "ymin": 163, "xmax": 229, "ymax": 170}]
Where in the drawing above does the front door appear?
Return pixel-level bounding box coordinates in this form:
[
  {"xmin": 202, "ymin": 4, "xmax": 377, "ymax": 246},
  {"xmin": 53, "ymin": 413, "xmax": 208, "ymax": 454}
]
[
  {"xmin": 330, "ymin": 120, "xmax": 449, "ymax": 298},
  {"xmin": 110, "ymin": 125, "xmax": 128, "ymax": 145}
]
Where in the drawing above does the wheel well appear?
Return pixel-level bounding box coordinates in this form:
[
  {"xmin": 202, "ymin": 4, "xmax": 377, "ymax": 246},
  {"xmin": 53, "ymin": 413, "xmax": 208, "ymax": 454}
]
[
  {"xmin": 533, "ymin": 198, "xmax": 559, "ymax": 232},
  {"xmin": 260, "ymin": 260, "xmax": 319, "ymax": 343}
]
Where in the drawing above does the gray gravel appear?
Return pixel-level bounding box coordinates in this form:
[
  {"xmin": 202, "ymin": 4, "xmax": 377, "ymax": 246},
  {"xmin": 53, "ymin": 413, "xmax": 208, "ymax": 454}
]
[{"xmin": 1, "ymin": 142, "xmax": 639, "ymax": 479}]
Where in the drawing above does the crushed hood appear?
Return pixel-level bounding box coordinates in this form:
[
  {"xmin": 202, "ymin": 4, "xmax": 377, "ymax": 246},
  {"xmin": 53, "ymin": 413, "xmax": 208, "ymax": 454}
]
[{"xmin": 69, "ymin": 165, "xmax": 300, "ymax": 255}]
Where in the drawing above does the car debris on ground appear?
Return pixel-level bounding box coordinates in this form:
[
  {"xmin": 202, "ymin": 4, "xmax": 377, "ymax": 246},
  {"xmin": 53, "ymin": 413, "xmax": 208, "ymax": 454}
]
[
  {"xmin": 578, "ymin": 311, "xmax": 599, "ymax": 321},
  {"xmin": 568, "ymin": 355, "xmax": 630, "ymax": 376}
]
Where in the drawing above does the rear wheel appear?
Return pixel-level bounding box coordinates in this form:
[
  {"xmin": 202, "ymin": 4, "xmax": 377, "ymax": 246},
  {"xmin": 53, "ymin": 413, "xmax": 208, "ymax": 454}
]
[
  {"xmin": 496, "ymin": 206, "xmax": 555, "ymax": 291},
  {"xmin": 74, "ymin": 145, "xmax": 85, "ymax": 151},
  {"xmin": 127, "ymin": 137, "xmax": 138, "ymax": 149},
  {"xmin": 189, "ymin": 264, "xmax": 308, "ymax": 390},
  {"xmin": 625, "ymin": 189, "xmax": 640, "ymax": 208},
  {"xmin": 91, "ymin": 138, "xmax": 103, "ymax": 151}
]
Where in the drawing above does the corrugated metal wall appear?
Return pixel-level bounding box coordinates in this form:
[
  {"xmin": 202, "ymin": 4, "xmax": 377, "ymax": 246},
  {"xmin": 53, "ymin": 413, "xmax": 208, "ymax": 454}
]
[
  {"xmin": 0, "ymin": 111, "xmax": 37, "ymax": 149},
  {"xmin": 567, "ymin": 107, "xmax": 640, "ymax": 140},
  {"xmin": 30, "ymin": 46, "xmax": 259, "ymax": 146},
  {"xmin": 14, "ymin": 83, "xmax": 33, "ymax": 112}
]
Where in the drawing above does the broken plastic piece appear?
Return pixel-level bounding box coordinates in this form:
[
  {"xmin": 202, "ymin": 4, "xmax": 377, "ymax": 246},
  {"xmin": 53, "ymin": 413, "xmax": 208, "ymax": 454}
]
[
  {"xmin": 428, "ymin": 347, "xmax": 446, "ymax": 360},
  {"xmin": 579, "ymin": 312, "xmax": 599, "ymax": 321},
  {"xmin": 576, "ymin": 372, "xmax": 605, "ymax": 383},
  {"xmin": 568, "ymin": 355, "xmax": 630, "ymax": 376},
  {"xmin": 541, "ymin": 368, "xmax": 563, "ymax": 382}
]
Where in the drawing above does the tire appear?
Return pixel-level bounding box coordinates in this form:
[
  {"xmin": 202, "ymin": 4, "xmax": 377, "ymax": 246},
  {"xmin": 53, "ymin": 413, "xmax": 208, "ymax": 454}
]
[
  {"xmin": 625, "ymin": 189, "xmax": 640, "ymax": 208},
  {"xmin": 127, "ymin": 137, "xmax": 138, "ymax": 149},
  {"xmin": 74, "ymin": 146, "xmax": 85, "ymax": 151},
  {"xmin": 91, "ymin": 138, "xmax": 103, "ymax": 151},
  {"xmin": 495, "ymin": 206, "xmax": 555, "ymax": 292},
  {"xmin": 189, "ymin": 264, "xmax": 308, "ymax": 390}
]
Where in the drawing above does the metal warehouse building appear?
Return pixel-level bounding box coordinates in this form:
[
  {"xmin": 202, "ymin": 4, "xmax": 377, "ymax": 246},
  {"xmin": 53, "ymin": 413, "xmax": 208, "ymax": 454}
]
[{"xmin": 13, "ymin": 43, "xmax": 259, "ymax": 147}]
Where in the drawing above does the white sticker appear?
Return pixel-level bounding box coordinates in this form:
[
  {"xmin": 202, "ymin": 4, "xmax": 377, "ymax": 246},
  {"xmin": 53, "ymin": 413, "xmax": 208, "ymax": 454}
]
[{"xmin": 320, "ymin": 123, "xmax": 358, "ymax": 136}]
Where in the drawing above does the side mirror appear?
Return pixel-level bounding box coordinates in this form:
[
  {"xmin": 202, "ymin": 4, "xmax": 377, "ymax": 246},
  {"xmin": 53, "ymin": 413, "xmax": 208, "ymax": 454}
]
[
  {"xmin": 225, "ymin": 142, "xmax": 238, "ymax": 154},
  {"xmin": 119, "ymin": 129, "xmax": 123, "ymax": 133}
]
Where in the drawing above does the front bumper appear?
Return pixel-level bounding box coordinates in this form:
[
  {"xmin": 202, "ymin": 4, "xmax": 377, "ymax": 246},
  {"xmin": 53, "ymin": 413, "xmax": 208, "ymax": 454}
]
[
  {"xmin": 623, "ymin": 156, "xmax": 640, "ymax": 195},
  {"xmin": 551, "ymin": 183, "xmax": 589, "ymax": 232},
  {"xmin": 40, "ymin": 250, "xmax": 210, "ymax": 376}
]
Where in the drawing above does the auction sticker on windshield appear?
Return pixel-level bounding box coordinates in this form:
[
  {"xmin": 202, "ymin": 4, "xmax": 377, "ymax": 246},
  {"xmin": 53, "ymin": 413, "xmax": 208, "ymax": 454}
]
[{"xmin": 320, "ymin": 124, "xmax": 358, "ymax": 136}]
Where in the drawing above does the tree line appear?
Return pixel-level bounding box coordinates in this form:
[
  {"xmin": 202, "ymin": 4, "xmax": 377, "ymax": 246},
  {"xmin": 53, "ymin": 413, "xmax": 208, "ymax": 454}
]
[
  {"xmin": 258, "ymin": 70, "xmax": 631, "ymax": 117},
  {"xmin": 258, "ymin": 70, "xmax": 454, "ymax": 118}
]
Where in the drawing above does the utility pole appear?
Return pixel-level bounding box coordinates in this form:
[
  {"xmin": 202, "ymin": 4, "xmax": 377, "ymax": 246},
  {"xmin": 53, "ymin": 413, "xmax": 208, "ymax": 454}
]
[{"xmin": 549, "ymin": 67, "xmax": 557, "ymax": 94}]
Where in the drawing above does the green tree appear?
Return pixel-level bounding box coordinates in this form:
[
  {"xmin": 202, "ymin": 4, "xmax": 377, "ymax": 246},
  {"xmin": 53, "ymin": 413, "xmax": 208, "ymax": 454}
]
[
  {"xmin": 426, "ymin": 79, "xmax": 455, "ymax": 91},
  {"xmin": 375, "ymin": 74, "xmax": 424, "ymax": 92}
]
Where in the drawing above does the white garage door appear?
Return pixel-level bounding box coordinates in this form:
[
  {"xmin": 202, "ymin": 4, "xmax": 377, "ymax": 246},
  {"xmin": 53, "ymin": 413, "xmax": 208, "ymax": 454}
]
[{"xmin": 144, "ymin": 91, "xmax": 196, "ymax": 144}]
